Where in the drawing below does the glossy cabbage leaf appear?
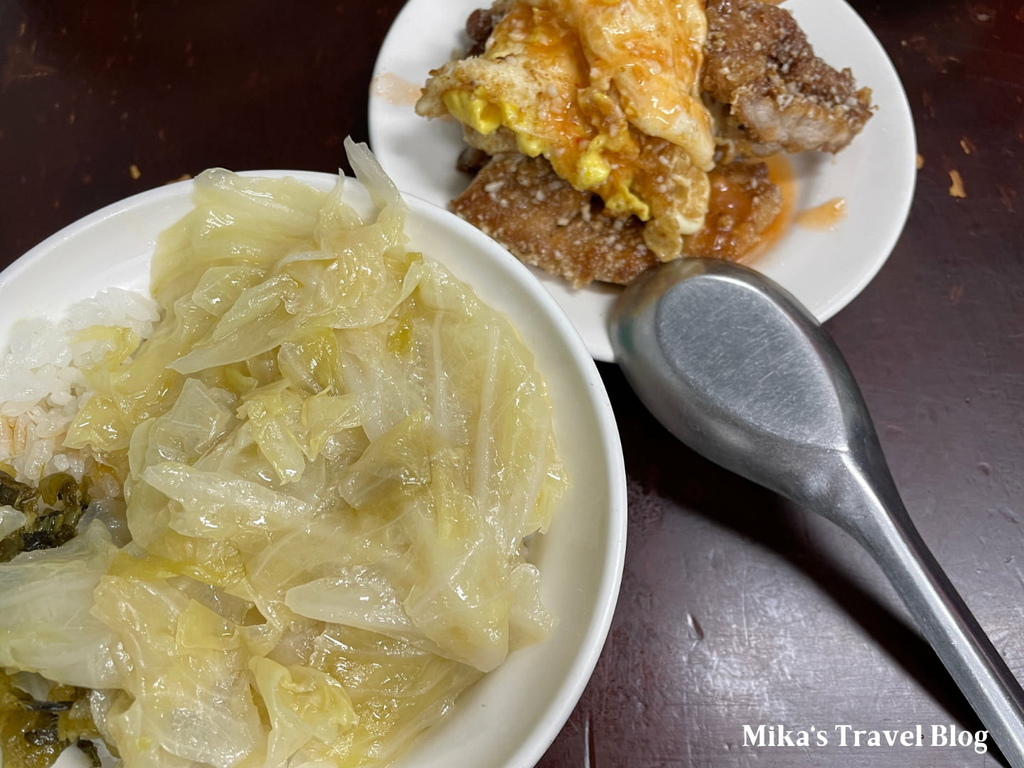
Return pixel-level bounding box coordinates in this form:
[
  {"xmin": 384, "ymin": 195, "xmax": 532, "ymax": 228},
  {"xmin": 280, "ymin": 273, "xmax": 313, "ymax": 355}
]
[{"xmin": 0, "ymin": 521, "xmax": 120, "ymax": 689}]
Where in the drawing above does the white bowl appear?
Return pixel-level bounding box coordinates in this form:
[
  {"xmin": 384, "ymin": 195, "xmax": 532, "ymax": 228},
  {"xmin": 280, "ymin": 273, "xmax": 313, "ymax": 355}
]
[{"xmin": 0, "ymin": 171, "xmax": 628, "ymax": 768}]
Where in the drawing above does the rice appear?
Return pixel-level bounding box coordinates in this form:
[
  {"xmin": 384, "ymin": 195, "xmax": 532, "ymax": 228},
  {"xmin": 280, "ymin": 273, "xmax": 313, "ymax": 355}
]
[{"xmin": 0, "ymin": 287, "xmax": 161, "ymax": 488}]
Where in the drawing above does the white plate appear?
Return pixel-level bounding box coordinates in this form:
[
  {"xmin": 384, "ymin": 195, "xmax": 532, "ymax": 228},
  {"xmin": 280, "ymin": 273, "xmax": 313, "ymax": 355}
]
[
  {"xmin": 368, "ymin": 0, "xmax": 917, "ymax": 362},
  {"xmin": 2, "ymin": 172, "xmax": 627, "ymax": 768}
]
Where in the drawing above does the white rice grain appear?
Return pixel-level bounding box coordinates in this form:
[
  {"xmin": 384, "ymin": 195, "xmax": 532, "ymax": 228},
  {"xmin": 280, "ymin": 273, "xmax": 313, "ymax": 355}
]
[{"xmin": 0, "ymin": 289, "xmax": 159, "ymax": 487}]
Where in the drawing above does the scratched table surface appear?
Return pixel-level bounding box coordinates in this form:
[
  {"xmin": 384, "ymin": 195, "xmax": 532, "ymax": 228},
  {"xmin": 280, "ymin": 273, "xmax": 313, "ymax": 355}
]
[{"xmin": 1, "ymin": 0, "xmax": 1023, "ymax": 766}]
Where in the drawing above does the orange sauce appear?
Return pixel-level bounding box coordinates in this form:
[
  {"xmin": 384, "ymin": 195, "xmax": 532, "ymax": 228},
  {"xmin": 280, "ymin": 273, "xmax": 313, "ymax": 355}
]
[
  {"xmin": 795, "ymin": 197, "xmax": 847, "ymax": 230},
  {"xmin": 690, "ymin": 154, "xmax": 797, "ymax": 263},
  {"xmin": 743, "ymin": 153, "xmax": 796, "ymax": 262},
  {"xmin": 688, "ymin": 171, "xmax": 751, "ymax": 260},
  {"xmin": 371, "ymin": 72, "xmax": 423, "ymax": 107}
]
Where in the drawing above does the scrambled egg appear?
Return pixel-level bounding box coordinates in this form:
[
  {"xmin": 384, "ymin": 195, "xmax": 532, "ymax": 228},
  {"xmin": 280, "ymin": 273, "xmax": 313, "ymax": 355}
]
[{"xmin": 417, "ymin": 0, "xmax": 715, "ymax": 260}]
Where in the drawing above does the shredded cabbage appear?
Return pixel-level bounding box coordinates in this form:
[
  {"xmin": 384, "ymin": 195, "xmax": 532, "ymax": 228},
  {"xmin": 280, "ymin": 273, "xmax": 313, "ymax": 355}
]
[{"xmin": 0, "ymin": 139, "xmax": 567, "ymax": 768}]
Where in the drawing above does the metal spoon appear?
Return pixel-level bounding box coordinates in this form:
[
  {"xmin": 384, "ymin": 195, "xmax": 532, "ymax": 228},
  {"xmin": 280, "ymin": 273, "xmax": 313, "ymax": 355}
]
[{"xmin": 610, "ymin": 257, "xmax": 1024, "ymax": 767}]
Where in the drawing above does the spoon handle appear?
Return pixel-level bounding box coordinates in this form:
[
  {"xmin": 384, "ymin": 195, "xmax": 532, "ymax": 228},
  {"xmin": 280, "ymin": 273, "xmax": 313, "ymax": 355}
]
[{"xmin": 827, "ymin": 450, "xmax": 1024, "ymax": 766}]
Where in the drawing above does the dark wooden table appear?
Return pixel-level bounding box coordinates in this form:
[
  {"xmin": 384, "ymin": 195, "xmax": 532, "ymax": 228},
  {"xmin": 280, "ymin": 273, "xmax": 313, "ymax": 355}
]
[{"xmin": 2, "ymin": 1, "xmax": 1023, "ymax": 766}]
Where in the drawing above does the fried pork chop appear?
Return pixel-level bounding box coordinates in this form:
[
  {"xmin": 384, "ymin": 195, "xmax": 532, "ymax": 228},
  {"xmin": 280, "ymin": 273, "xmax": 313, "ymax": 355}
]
[
  {"xmin": 702, "ymin": 0, "xmax": 874, "ymax": 155},
  {"xmin": 452, "ymin": 153, "xmax": 781, "ymax": 287},
  {"xmin": 451, "ymin": 153, "xmax": 657, "ymax": 287}
]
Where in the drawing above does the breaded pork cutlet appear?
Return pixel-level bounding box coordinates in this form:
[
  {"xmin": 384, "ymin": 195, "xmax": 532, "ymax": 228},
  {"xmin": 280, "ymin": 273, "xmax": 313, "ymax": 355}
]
[
  {"xmin": 451, "ymin": 153, "xmax": 657, "ymax": 287},
  {"xmin": 702, "ymin": 0, "xmax": 874, "ymax": 155},
  {"xmin": 452, "ymin": 154, "xmax": 781, "ymax": 287}
]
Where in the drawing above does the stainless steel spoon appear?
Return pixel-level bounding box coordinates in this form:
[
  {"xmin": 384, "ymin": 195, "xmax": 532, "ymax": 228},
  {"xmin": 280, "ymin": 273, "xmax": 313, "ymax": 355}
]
[{"xmin": 610, "ymin": 257, "xmax": 1024, "ymax": 767}]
